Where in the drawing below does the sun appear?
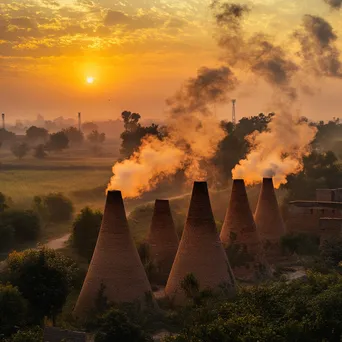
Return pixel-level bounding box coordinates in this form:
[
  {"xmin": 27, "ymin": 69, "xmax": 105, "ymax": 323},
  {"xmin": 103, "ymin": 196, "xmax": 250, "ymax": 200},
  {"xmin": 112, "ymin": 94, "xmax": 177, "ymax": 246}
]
[{"xmin": 86, "ymin": 76, "xmax": 94, "ymax": 84}]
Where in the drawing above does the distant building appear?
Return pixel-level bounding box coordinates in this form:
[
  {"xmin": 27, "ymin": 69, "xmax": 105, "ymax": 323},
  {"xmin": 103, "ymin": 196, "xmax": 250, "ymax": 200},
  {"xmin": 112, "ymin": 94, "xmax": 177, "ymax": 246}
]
[{"xmin": 286, "ymin": 188, "xmax": 342, "ymax": 238}]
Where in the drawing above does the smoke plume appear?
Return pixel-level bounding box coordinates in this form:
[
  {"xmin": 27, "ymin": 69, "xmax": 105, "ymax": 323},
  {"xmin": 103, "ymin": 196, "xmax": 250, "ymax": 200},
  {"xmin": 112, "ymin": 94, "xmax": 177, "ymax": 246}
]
[
  {"xmin": 295, "ymin": 15, "xmax": 342, "ymax": 78},
  {"xmin": 324, "ymin": 0, "xmax": 342, "ymax": 9},
  {"xmin": 232, "ymin": 111, "xmax": 317, "ymax": 188},
  {"xmin": 212, "ymin": 1, "xmax": 298, "ymax": 99},
  {"xmin": 107, "ymin": 66, "xmax": 238, "ymax": 198}
]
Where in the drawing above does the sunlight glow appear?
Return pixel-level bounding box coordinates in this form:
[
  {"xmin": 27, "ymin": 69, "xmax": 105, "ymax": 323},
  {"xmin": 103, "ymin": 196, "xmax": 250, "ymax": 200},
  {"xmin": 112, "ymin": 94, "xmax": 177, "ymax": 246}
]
[{"xmin": 86, "ymin": 76, "xmax": 94, "ymax": 84}]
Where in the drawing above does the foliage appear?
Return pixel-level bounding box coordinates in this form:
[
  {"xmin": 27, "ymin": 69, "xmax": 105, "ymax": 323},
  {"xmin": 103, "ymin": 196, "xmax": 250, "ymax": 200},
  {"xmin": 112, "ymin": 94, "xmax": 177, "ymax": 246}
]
[
  {"xmin": 87, "ymin": 130, "xmax": 106, "ymax": 145},
  {"xmin": 26, "ymin": 126, "xmax": 48, "ymax": 142},
  {"xmin": 0, "ymin": 222, "xmax": 15, "ymax": 250},
  {"xmin": 33, "ymin": 193, "xmax": 74, "ymax": 223},
  {"xmin": 180, "ymin": 273, "xmax": 200, "ymax": 300},
  {"xmin": 71, "ymin": 207, "xmax": 102, "ymax": 260},
  {"xmin": 33, "ymin": 144, "xmax": 47, "ymax": 159},
  {"xmin": 281, "ymin": 233, "xmax": 320, "ymax": 256},
  {"xmin": 10, "ymin": 142, "xmax": 30, "ymax": 159},
  {"xmin": 165, "ymin": 272, "xmax": 342, "ymax": 342},
  {"xmin": 0, "ymin": 192, "xmax": 9, "ymax": 213},
  {"xmin": 120, "ymin": 111, "xmax": 162, "ymax": 158},
  {"xmin": 82, "ymin": 121, "xmax": 98, "ymax": 134},
  {"xmin": 0, "ymin": 209, "xmax": 40, "ymax": 243},
  {"xmin": 0, "ymin": 128, "xmax": 16, "ymax": 143},
  {"xmin": 2, "ymin": 248, "xmax": 80, "ymax": 324},
  {"xmin": 7, "ymin": 327, "xmax": 43, "ymax": 342},
  {"xmin": 46, "ymin": 131, "xmax": 69, "ymax": 151},
  {"xmin": 62, "ymin": 126, "xmax": 84, "ymax": 145},
  {"xmin": 0, "ymin": 284, "xmax": 27, "ymax": 336},
  {"xmin": 320, "ymin": 238, "xmax": 342, "ymax": 268},
  {"xmin": 94, "ymin": 308, "xmax": 153, "ymax": 342}
]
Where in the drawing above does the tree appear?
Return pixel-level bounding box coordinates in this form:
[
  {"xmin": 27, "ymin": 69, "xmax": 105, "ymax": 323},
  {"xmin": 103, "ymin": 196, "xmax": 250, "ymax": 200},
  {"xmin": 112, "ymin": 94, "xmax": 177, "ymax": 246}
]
[
  {"xmin": 0, "ymin": 192, "xmax": 9, "ymax": 213},
  {"xmin": 25, "ymin": 126, "xmax": 48, "ymax": 143},
  {"xmin": 33, "ymin": 193, "xmax": 74, "ymax": 224},
  {"xmin": 0, "ymin": 284, "xmax": 27, "ymax": 337},
  {"xmin": 33, "ymin": 144, "xmax": 47, "ymax": 159},
  {"xmin": 119, "ymin": 111, "xmax": 162, "ymax": 158},
  {"xmin": 0, "ymin": 128, "xmax": 16, "ymax": 143},
  {"xmin": 8, "ymin": 327, "xmax": 43, "ymax": 342},
  {"xmin": 95, "ymin": 308, "xmax": 152, "ymax": 342},
  {"xmin": 62, "ymin": 126, "xmax": 84, "ymax": 145},
  {"xmin": 1, "ymin": 210, "xmax": 40, "ymax": 243},
  {"xmin": 0, "ymin": 222, "xmax": 15, "ymax": 251},
  {"xmin": 82, "ymin": 121, "xmax": 99, "ymax": 134},
  {"xmin": 87, "ymin": 130, "xmax": 106, "ymax": 145},
  {"xmin": 46, "ymin": 131, "xmax": 69, "ymax": 151},
  {"xmin": 71, "ymin": 207, "xmax": 102, "ymax": 260},
  {"xmin": 11, "ymin": 143, "xmax": 30, "ymax": 159},
  {"xmin": 4, "ymin": 249, "xmax": 80, "ymax": 325}
]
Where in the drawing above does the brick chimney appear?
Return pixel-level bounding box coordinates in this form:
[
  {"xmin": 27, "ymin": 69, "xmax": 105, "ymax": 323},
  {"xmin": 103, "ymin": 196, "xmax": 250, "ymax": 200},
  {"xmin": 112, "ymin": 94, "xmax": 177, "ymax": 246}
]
[
  {"xmin": 220, "ymin": 179, "xmax": 271, "ymax": 281},
  {"xmin": 74, "ymin": 191, "xmax": 156, "ymax": 318},
  {"xmin": 254, "ymin": 178, "xmax": 285, "ymax": 261},
  {"xmin": 147, "ymin": 199, "xmax": 179, "ymax": 285},
  {"xmin": 165, "ymin": 182, "xmax": 235, "ymax": 304}
]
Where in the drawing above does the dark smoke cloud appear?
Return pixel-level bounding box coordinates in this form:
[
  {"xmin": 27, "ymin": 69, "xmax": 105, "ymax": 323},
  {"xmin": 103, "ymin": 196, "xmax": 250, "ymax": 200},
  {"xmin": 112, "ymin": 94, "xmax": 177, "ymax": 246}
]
[
  {"xmin": 212, "ymin": 1, "xmax": 298, "ymax": 99},
  {"xmin": 324, "ymin": 0, "xmax": 342, "ymax": 9},
  {"xmin": 167, "ymin": 66, "xmax": 238, "ymax": 115},
  {"xmin": 295, "ymin": 15, "xmax": 342, "ymax": 78}
]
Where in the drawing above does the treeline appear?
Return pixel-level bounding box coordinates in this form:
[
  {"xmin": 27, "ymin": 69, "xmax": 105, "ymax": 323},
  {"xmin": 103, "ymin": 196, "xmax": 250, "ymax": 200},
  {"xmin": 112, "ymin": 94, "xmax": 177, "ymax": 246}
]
[{"xmin": 0, "ymin": 122, "xmax": 106, "ymax": 159}]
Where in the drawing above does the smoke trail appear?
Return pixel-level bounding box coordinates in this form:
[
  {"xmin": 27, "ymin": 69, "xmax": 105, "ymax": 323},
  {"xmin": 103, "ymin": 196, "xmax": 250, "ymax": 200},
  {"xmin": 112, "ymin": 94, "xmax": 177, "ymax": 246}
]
[
  {"xmin": 295, "ymin": 15, "xmax": 342, "ymax": 78},
  {"xmin": 232, "ymin": 111, "xmax": 317, "ymax": 188},
  {"xmin": 107, "ymin": 66, "xmax": 238, "ymax": 198},
  {"xmin": 324, "ymin": 0, "xmax": 342, "ymax": 9},
  {"xmin": 212, "ymin": 1, "xmax": 298, "ymax": 99}
]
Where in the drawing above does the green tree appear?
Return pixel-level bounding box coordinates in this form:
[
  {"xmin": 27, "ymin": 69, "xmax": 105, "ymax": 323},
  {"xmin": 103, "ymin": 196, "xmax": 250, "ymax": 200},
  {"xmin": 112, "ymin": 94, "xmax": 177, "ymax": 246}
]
[
  {"xmin": 71, "ymin": 207, "xmax": 102, "ymax": 260},
  {"xmin": 33, "ymin": 144, "xmax": 47, "ymax": 159},
  {"xmin": 11, "ymin": 143, "xmax": 30, "ymax": 159},
  {"xmin": 3, "ymin": 249, "xmax": 80, "ymax": 325},
  {"xmin": 1, "ymin": 209, "xmax": 40, "ymax": 243},
  {"xmin": 62, "ymin": 126, "xmax": 84, "ymax": 145},
  {"xmin": 33, "ymin": 193, "xmax": 74, "ymax": 224},
  {"xmin": 8, "ymin": 327, "xmax": 43, "ymax": 342},
  {"xmin": 26, "ymin": 126, "xmax": 48, "ymax": 143},
  {"xmin": 46, "ymin": 131, "xmax": 69, "ymax": 151},
  {"xmin": 94, "ymin": 308, "xmax": 152, "ymax": 342},
  {"xmin": 0, "ymin": 284, "xmax": 27, "ymax": 337}
]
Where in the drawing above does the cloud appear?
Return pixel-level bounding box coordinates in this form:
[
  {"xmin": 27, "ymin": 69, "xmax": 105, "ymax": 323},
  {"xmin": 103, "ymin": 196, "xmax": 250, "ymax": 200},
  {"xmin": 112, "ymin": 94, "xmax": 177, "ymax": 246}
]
[
  {"xmin": 104, "ymin": 10, "xmax": 131, "ymax": 26},
  {"xmin": 324, "ymin": 0, "xmax": 342, "ymax": 9},
  {"xmin": 10, "ymin": 17, "xmax": 37, "ymax": 29}
]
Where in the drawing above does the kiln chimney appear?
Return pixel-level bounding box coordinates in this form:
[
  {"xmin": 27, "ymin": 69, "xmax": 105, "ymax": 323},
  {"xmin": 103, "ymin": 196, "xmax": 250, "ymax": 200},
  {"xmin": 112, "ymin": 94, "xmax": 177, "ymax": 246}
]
[
  {"xmin": 254, "ymin": 178, "xmax": 285, "ymax": 261},
  {"xmin": 74, "ymin": 190, "xmax": 156, "ymax": 318},
  {"xmin": 165, "ymin": 182, "xmax": 235, "ymax": 304},
  {"xmin": 220, "ymin": 179, "xmax": 271, "ymax": 281},
  {"xmin": 147, "ymin": 200, "xmax": 179, "ymax": 285}
]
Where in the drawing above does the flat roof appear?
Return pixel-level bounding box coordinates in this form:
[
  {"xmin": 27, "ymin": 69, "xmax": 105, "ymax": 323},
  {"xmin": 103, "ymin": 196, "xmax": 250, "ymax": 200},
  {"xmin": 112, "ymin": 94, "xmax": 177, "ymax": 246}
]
[{"xmin": 289, "ymin": 201, "xmax": 342, "ymax": 209}]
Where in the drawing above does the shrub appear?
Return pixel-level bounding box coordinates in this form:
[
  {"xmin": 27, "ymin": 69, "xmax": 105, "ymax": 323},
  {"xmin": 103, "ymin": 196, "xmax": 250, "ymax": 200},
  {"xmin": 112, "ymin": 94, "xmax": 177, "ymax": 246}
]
[
  {"xmin": 0, "ymin": 284, "xmax": 27, "ymax": 336},
  {"xmin": 33, "ymin": 144, "xmax": 47, "ymax": 159},
  {"xmin": 94, "ymin": 308, "xmax": 152, "ymax": 342},
  {"xmin": 320, "ymin": 238, "xmax": 342, "ymax": 267},
  {"xmin": 8, "ymin": 327, "xmax": 43, "ymax": 342},
  {"xmin": 71, "ymin": 207, "xmax": 102, "ymax": 260},
  {"xmin": 0, "ymin": 222, "xmax": 15, "ymax": 251},
  {"xmin": 11, "ymin": 143, "xmax": 30, "ymax": 159},
  {"xmin": 1, "ymin": 210, "xmax": 40, "ymax": 242},
  {"xmin": 34, "ymin": 193, "xmax": 74, "ymax": 223},
  {"xmin": 281, "ymin": 233, "xmax": 320, "ymax": 256}
]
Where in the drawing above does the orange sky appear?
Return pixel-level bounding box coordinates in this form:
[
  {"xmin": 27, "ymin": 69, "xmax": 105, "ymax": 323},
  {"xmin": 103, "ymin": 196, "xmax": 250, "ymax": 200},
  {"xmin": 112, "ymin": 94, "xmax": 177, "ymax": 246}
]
[{"xmin": 1, "ymin": 0, "xmax": 342, "ymax": 123}]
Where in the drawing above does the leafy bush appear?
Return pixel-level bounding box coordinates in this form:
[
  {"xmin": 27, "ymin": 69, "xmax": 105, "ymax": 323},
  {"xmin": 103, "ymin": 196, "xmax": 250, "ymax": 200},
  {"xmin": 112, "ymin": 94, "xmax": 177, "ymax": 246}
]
[
  {"xmin": 281, "ymin": 233, "xmax": 320, "ymax": 256},
  {"xmin": 46, "ymin": 131, "xmax": 69, "ymax": 151},
  {"xmin": 11, "ymin": 143, "xmax": 30, "ymax": 159},
  {"xmin": 8, "ymin": 327, "xmax": 43, "ymax": 342},
  {"xmin": 1, "ymin": 210, "xmax": 40, "ymax": 243},
  {"xmin": 34, "ymin": 193, "xmax": 74, "ymax": 223},
  {"xmin": 0, "ymin": 284, "xmax": 27, "ymax": 336},
  {"xmin": 94, "ymin": 308, "xmax": 152, "ymax": 342},
  {"xmin": 2, "ymin": 248, "xmax": 81, "ymax": 324},
  {"xmin": 320, "ymin": 238, "xmax": 342, "ymax": 267},
  {"xmin": 71, "ymin": 207, "xmax": 102, "ymax": 260}
]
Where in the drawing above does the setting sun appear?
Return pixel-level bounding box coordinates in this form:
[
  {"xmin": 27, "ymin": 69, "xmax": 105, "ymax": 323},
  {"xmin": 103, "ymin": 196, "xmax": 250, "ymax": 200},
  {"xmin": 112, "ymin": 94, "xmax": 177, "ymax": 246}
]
[{"xmin": 86, "ymin": 76, "xmax": 94, "ymax": 84}]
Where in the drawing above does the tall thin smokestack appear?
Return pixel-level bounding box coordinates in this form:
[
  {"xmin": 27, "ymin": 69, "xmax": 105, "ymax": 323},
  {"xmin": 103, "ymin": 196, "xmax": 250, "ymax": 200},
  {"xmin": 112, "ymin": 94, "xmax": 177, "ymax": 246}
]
[
  {"xmin": 220, "ymin": 179, "xmax": 271, "ymax": 281},
  {"xmin": 165, "ymin": 182, "xmax": 235, "ymax": 304},
  {"xmin": 74, "ymin": 191, "xmax": 156, "ymax": 318},
  {"xmin": 78, "ymin": 112, "xmax": 81, "ymax": 132},
  {"xmin": 232, "ymin": 99, "xmax": 236, "ymax": 125},
  {"xmin": 1, "ymin": 113, "xmax": 5, "ymax": 129},
  {"xmin": 147, "ymin": 200, "xmax": 179, "ymax": 285},
  {"xmin": 254, "ymin": 178, "xmax": 285, "ymax": 261}
]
